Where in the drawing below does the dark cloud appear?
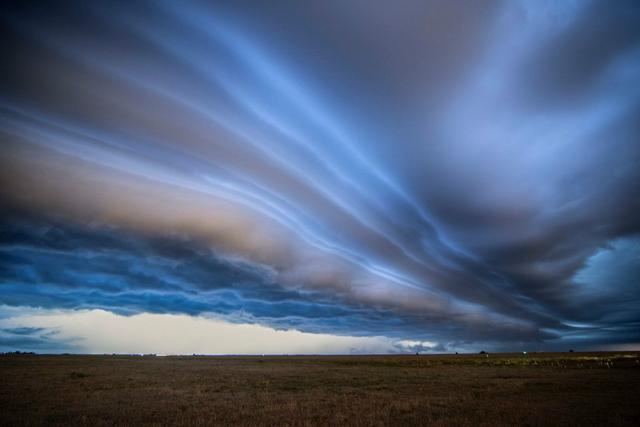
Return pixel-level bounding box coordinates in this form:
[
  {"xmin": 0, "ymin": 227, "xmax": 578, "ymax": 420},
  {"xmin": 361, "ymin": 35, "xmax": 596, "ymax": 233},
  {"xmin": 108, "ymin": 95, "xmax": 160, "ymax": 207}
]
[
  {"xmin": 0, "ymin": 0, "xmax": 639, "ymax": 351},
  {"xmin": 2, "ymin": 327, "xmax": 46, "ymax": 336},
  {"xmin": 0, "ymin": 210, "xmax": 555, "ymax": 344},
  {"xmin": 516, "ymin": 0, "xmax": 640, "ymax": 109},
  {"xmin": 0, "ymin": 325, "xmax": 79, "ymax": 353}
]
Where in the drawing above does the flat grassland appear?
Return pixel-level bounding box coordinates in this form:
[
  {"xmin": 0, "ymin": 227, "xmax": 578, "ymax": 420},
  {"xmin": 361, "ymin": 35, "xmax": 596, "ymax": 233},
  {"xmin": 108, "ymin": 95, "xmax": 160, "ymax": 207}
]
[{"xmin": 1, "ymin": 352, "xmax": 639, "ymax": 426}]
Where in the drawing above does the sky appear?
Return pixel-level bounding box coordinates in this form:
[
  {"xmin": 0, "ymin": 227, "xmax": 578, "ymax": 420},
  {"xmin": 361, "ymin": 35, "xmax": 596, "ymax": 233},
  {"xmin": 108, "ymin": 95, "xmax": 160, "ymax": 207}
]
[{"xmin": 1, "ymin": 0, "xmax": 639, "ymax": 354}]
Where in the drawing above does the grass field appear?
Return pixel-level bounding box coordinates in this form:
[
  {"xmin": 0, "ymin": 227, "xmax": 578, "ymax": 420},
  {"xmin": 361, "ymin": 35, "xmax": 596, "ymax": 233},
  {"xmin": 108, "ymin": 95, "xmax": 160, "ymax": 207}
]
[{"xmin": 1, "ymin": 352, "xmax": 639, "ymax": 426}]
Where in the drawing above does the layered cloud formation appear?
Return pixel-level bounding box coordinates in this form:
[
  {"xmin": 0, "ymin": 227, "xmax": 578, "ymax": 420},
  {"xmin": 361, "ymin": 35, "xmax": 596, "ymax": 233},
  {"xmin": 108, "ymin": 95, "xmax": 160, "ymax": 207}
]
[{"xmin": 1, "ymin": 0, "xmax": 639, "ymax": 353}]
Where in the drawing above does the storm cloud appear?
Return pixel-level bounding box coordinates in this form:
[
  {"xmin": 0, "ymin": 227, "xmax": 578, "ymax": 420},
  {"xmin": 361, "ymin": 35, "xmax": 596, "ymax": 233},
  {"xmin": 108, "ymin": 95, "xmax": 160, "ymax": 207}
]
[{"xmin": 1, "ymin": 0, "xmax": 639, "ymax": 352}]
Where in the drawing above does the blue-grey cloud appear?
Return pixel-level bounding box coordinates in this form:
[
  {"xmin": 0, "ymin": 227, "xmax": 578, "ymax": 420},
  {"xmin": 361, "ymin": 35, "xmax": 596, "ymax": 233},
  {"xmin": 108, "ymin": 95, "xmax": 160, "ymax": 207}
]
[
  {"xmin": 0, "ymin": 210, "xmax": 552, "ymax": 344},
  {"xmin": 1, "ymin": 0, "xmax": 639, "ymax": 351},
  {"xmin": 0, "ymin": 324, "xmax": 79, "ymax": 353}
]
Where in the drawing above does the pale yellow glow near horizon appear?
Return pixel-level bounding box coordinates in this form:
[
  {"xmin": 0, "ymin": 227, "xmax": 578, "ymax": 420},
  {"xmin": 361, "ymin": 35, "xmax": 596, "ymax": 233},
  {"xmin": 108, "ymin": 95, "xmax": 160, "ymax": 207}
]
[{"xmin": 0, "ymin": 307, "xmax": 396, "ymax": 355}]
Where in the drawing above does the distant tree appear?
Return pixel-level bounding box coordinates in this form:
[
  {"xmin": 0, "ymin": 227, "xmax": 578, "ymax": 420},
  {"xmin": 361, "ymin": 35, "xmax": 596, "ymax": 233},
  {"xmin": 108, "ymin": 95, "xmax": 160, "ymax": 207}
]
[
  {"xmin": 569, "ymin": 349, "xmax": 574, "ymax": 353},
  {"xmin": 479, "ymin": 350, "xmax": 486, "ymax": 354}
]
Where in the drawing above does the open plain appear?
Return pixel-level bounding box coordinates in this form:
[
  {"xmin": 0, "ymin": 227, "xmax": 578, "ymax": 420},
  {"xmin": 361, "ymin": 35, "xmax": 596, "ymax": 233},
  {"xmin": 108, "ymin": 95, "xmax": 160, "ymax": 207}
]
[{"xmin": 1, "ymin": 352, "xmax": 639, "ymax": 426}]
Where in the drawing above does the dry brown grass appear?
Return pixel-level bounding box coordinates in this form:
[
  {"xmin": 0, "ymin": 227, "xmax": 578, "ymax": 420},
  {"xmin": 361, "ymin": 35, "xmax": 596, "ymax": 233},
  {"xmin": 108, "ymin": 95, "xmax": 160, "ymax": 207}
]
[{"xmin": 1, "ymin": 352, "xmax": 639, "ymax": 426}]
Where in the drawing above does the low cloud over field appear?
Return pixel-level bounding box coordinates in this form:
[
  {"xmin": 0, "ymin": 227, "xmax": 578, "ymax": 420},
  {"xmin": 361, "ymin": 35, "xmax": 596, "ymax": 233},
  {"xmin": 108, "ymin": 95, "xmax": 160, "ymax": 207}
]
[{"xmin": 0, "ymin": 306, "xmax": 395, "ymax": 355}]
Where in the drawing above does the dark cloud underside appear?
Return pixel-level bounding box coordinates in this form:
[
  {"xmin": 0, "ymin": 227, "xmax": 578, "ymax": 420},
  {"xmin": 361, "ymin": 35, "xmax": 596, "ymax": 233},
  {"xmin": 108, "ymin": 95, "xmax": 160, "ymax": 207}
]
[{"xmin": 1, "ymin": 0, "xmax": 639, "ymax": 351}]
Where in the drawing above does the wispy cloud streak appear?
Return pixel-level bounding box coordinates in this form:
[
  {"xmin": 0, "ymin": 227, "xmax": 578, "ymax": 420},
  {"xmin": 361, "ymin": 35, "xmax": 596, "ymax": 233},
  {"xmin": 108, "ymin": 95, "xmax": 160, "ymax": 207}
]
[{"xmin": 1, "ymin": 0, "xmax": 639, "ymax": 351}]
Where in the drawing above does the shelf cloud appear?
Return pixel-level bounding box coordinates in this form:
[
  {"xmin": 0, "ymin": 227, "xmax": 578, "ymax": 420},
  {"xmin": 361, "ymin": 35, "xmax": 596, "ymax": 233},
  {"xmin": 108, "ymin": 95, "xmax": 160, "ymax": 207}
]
[{"xmin": 1, "ymin": 0, "xmax": 639, "ymax": 353}]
